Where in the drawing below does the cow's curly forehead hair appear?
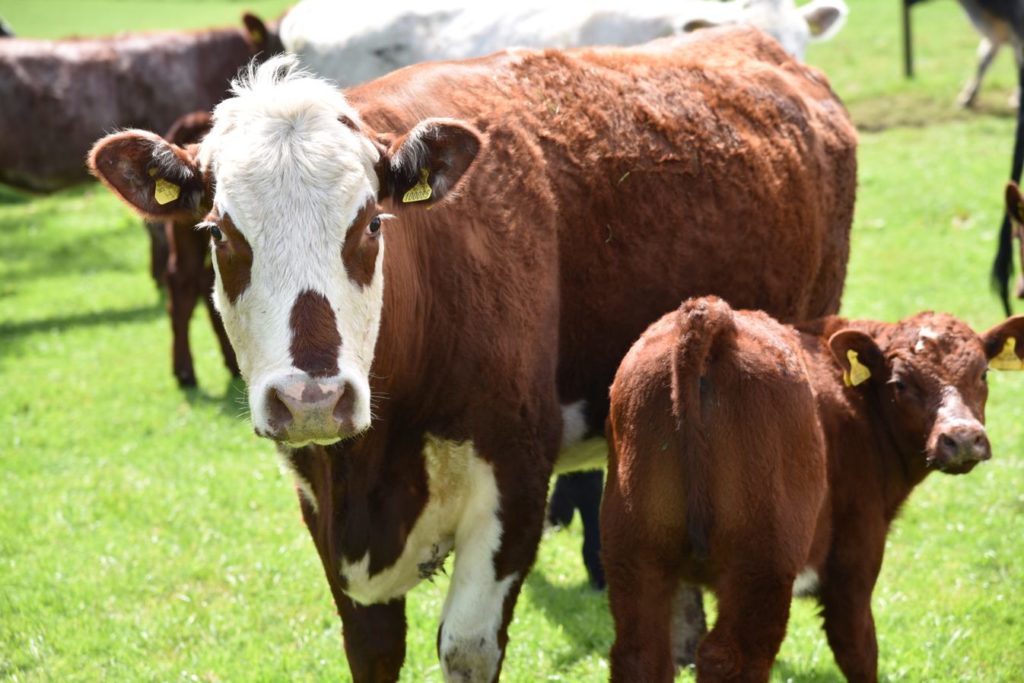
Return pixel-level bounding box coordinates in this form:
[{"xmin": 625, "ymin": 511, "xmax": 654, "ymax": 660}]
[{"xmin": 197, "ymin": 54, "xmax": 380, "ymax": 226}]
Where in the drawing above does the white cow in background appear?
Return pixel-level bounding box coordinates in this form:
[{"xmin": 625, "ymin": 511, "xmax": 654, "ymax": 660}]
[{"xmin": 280, "ymin": 0, "xmax": 849, "ymax": 86}]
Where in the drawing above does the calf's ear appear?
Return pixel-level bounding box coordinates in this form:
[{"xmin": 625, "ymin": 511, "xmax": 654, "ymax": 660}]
[
  {"xmin": 982, "ymin": 315, "xmax": 1024, "ymax": 371},
  {"xmin": 377, "ymin": 118, "xmax": 483, "ymax": 208},
  {"xmin": 1005, "ymin": 182, "xmax": 1024, "ymax": 227},
  {"xmin": 802, "ymin": 0, "xmax": 849, "ymax": 41},
  {"xmin": 828, "ymin": 329, "xmax": 886, "ymax": 387},
  {"xmin": 88, "ymin": 130, "xmax": 207, "ymax": 221}
]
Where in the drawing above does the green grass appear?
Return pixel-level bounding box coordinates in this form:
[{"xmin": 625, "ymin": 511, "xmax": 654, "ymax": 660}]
[{"xmin": 2, "ymin": 0, "xmax": 1024, "ymax": 680}]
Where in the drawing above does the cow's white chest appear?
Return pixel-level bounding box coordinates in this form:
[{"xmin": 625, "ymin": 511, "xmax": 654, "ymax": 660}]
[{"xmin": 339, "ymin": 436, "xmax": 482, "ymax": 606}]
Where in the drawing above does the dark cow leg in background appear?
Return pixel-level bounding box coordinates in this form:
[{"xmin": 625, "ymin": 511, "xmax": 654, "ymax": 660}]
[
  {"xmin": 546, "ymin": 470, "xmax": 606, "ymax": 589},
  {"xmin": 339, "ymin": 595, "xmax": 407, "ymax": 683},
  {"xmin": 166, "ymin": 220, "xmax": 208, "ymax": 387},
  {"xmin": 992, "ymin": 62, "xmax": 1024, "ymax": 314},
  {"xmin": 144, "ymin": 221, "xmax": 169, "ymax": 289},
  {"xmin": 670, "ymin": 584, "xmax": 707, "ymax": 668},
  {"xmin": 200, "ymin": 262, "xmax": 240, "ymax": 378}
]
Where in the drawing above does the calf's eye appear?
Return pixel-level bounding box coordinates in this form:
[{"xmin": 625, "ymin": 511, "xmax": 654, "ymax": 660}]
[
  {"xmin": 368, "ymin": 216, "xmax": 381, "ymax": 236},
  {"xmin": 209, "ymin": 225, "xmax": 224, "ymax": 242}
]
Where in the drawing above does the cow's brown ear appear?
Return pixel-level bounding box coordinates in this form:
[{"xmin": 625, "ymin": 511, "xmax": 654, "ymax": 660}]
[
  {"xmin": 378, "ymin": 118, "xmax": 483, "ymax": 208},
  {"xmin": 242, "ymin": 13, "xmax": 268, "ymax": 50},
  {"xmin": 1005, "ymin": 182, "xmax": 1024, "ymax": 227},
  {"xmin": 981, "ymin": 315, "xmax": 1024, "ymax": 370},
  {"xmin": 88, "ymin": 130, "xmax": 207, "ymax": 221},
  {"xmin": 828, "ymin": 329, "xmax": 886, "ymax": 387}
]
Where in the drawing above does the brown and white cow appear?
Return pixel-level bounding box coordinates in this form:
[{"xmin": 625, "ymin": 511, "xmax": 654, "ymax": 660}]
[
  {"xmin": 0, "ymin": 13, "xmax": 280, "ymax": 192},
  {"xmin": 603, "ymin": 296, "xmax": 1024, "ymax": 682},
  {"xmin": 88, "ymin": 28, "xmax": 856, "ymax": 681}
]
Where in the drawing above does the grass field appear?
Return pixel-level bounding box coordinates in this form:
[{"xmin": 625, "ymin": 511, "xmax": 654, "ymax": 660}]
[{"xmin": 2, "ymin": 0, "xmax": 1024, "ymax": 681}]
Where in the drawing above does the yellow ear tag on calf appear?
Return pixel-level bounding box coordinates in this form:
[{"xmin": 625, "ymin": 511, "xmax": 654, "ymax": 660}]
[
  {"xmin": 402, "ymin": 168, "xmax": 433, "ymax": 203},
  {"xmin": 991, "ymin": 336, "xmax": 1024, "ymax": 371},
  {"xmin": 154, "ymin": 178, "xmax": 180, "ymax": 205},
  {"xmin": 843, "ymin": 350, "xmax": 871, "ymax": 387}
]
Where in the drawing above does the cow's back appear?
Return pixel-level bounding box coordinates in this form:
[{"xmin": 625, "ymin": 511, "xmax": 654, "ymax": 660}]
[{"xmin": 347, "ymin": 27, "xmax": 856, "ymax": 425}]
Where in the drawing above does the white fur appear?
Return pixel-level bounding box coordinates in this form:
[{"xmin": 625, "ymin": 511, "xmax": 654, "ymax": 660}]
[
  {"xmin": 199, "ymin": 56, "xmax": 384, "ymax": 441},
  {"xmin": 793, "ymin": 567, "xmax": 819, "ymax": 596},
  {"xmin": 275, "ymin": 445, "xmax": 319, "ymax": 513},
  {"xmin": 280, "ymin": 0, "xmax": 850, "ymax": 85},
  {"xmin": 915, "ymin": 326, "xmax": 940, "ymax": 353},
  {"xmin": 935, "ymin": 386, "xmax": 985, "ymax": 436}
]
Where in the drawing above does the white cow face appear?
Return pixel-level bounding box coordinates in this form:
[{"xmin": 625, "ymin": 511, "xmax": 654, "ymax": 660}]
[
  {"xmin": 682, "ymin": 0, "xmax": 849, "ymax": 61},
  {"xmin": 88, "ymin": 56, "xmax": 482, "ymax": 446}
]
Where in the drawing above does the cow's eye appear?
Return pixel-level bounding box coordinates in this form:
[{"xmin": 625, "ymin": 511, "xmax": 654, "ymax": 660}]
[
  {"xmin": 368, "ymin": 216, "xmax": 381, "ymax": 236},
  {"xmin": 209, "ymin": 225, "xmax": 224, "ymax": 242},
  {"xmin": 982, "ymin": 370, "xmax": 989, "ymax": 384},
  {"xmin": 891, "ymin": 378, "xmax": 906, "ymax": 393}
]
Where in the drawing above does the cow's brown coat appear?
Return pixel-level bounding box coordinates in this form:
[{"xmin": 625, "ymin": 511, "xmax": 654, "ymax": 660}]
[{"xmin": 603, "ymin": 296, "xmax": 1024, "ymax": 682}]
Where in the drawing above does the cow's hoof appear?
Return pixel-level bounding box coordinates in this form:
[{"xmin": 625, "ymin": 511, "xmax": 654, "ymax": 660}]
[{"xmin": 176, "ymin": 372, "xmax": 198, "ymax": 389}]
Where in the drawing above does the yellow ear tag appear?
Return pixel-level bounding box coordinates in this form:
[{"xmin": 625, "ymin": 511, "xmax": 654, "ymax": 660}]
[
  {"xmin": 843, "ymin": 349, "xmax": 871, "ymax": 387},
  {"xmin": 991, "ymin": 336, "xmax": 1024, "ymax": 371},
  {"xmin": 249, "ymin": 27, "xmax": 264, "ymax": 44},
  {"xmin": 154, "ymin": 178, "xmax": 180, "ymax": 205},
  {"xmin": 402, "ymin": 168, "xmax": 432, "ymax": 204}
]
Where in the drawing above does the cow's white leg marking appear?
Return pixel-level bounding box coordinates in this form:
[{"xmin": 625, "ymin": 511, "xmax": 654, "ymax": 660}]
[
  {"xmin": 671, "ymin": 582, "xmax": 707, "ymax": 669},
  {"xmin": 438, "ymin": 454, "xmax": 516, "ymax": 683},
  {"xmin": 793, "ymin": 567, "xmax": 820, "ymax": 597}
]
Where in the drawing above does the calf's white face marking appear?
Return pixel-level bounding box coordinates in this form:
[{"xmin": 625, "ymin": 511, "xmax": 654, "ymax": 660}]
[{"xmin": 198, "ymin": 56, "xmax": 384, "ymax": 442}]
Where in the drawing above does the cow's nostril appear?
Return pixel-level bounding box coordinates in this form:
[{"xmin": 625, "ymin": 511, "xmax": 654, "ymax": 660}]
[
  {"xmin": 333, "ymin": 383, "xmax": 356, "ymax": 425},
  {"xmin": 973, "ymin": 434, "xmax": 986, "ymax": 448},
  {"xmin": 267, "ymin": 387, "xmax": 294, "ymax": 431},
  {"xmin": 939, "ymin": 434, "xmax": 957, "ymax": 451}
]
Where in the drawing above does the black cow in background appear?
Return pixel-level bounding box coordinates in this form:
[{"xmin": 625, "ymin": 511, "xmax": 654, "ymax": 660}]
[
  {"xmin": 0, "ymin": 18, "xmax": 13, "ymax": 37},
  {"xmin": 992, "ymin": 61, "xmax": 1024, "ymax": 314}
]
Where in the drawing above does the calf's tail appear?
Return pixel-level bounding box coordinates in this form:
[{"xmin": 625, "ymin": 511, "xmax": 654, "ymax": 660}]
[{"xmin": 670, "ymin": 296, "xmax": 735, "ymax": 560}]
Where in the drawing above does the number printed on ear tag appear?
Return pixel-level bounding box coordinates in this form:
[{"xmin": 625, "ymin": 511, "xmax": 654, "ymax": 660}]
[
  {"xmin": 154, "ymin": 178, "xmax": 180, "ymax": 205},
  {"xmin": 402, "ymin": 168, "xmax": 432, "ymax": 203}
]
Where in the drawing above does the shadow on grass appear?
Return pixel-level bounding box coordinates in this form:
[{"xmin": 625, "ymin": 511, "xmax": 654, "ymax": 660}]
[
  {"xmin": 522, "ymin": 565, "xmax": 610, "ymax": 668},
  {"xmin": 182, "ymin": 376, "xmax": 250, "ymax": 421},
  {"xmin": 0, "ymin": 304, "xmax": 161, "ymax": 342},
  {"xmin": 850, "ymin": 91, "xmax": 1016, "ymax": 133}
]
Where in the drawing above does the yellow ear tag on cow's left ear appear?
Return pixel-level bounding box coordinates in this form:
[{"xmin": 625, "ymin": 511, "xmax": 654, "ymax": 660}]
[
  {"xmin": 843, "ymin": 349, "xmax": 871, "ymax": 387},
  {"xmin": 402, "ymin": 168, "xmax": 432, "ymax": 204},
  {"xmin": 991, "ymin": 336, "xmax": 1024, "ymax": 371},
  {"xmin": 154, "ymin": 177, "xmax": 180, "ymax": 205}
]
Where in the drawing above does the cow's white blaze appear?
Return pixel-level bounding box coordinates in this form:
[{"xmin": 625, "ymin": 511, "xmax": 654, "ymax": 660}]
[{"xmin": 199, "ymin": 56, "xmax": 384, "ymax": 440}]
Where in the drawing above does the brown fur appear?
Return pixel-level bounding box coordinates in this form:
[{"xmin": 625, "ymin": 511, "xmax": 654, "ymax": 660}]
[
  {"xmin": 1, "ymin": 16, "xmax": 277, "ymax": 192},
  {"xmin": 603, "ymin": 296, "xmax": 1024, "ymax": 682},
  {"xmin": 213, "ymin": 212, "xmax": 252, "ymax": 305},
  {"xmin": 342, "ymin": 201, "xmax": 382, "ymax": 288},
  {"xmin": 88, "ymin": 28, "xmax": 857, "ymax": 680},
  {"xmin": 290, "ymin": 290, "xmax": 342, "ymax": 378}
]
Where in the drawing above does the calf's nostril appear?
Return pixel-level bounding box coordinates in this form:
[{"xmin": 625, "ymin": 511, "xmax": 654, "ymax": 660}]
[
  {"xmin": 333, "ymin": 383, "xmax": 356, "ymax": 425},
  {"xmin": 939, "ymin": 434, "xmax": 957, "ymax": 452}
]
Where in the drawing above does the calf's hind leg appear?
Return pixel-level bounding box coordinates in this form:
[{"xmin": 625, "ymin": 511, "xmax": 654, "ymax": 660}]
[{"xmin": 697, "ymin": 567, "xmax": 794, "ymax": 683}]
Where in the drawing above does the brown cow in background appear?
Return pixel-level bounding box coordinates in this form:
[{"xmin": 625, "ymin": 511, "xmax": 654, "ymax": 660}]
[
  {"xmin": 0, "ymin": 13, "xmax": 280, "ymax": 192},
  {"xmin": 603, "ymin": 296, "xmax": 1024, "ymax": 682}
]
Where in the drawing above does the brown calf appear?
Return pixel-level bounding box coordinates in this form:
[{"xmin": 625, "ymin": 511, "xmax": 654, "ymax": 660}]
[
  {"xmin": 151, "ymin": 111, "xmax": 238, "ymax": 387},
  {"xmin": 0, "ymin": 13, "xmax": 279, "ymax": 192},
  {"xmin": 603, "ymin": 296, "xmax": 1024, "ymax": 682}
]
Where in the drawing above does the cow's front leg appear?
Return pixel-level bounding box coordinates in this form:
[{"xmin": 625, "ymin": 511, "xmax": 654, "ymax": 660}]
[
  {"xmin": 438, "ymin": 449, "xmax": 548, "ymax": 682},
  {"xmin": 338, "ymin": 594, "xmax": 407, "ymax": 683}
]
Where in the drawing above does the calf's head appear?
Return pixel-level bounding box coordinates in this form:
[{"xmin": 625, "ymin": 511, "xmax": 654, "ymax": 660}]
[
  {"xmin": 88, "ymin": 56, "xmax": 482, "ymax": 446},
  {"xmin": 829, "ymin": 313, "xmax": 1024, "ymax": 474}
]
